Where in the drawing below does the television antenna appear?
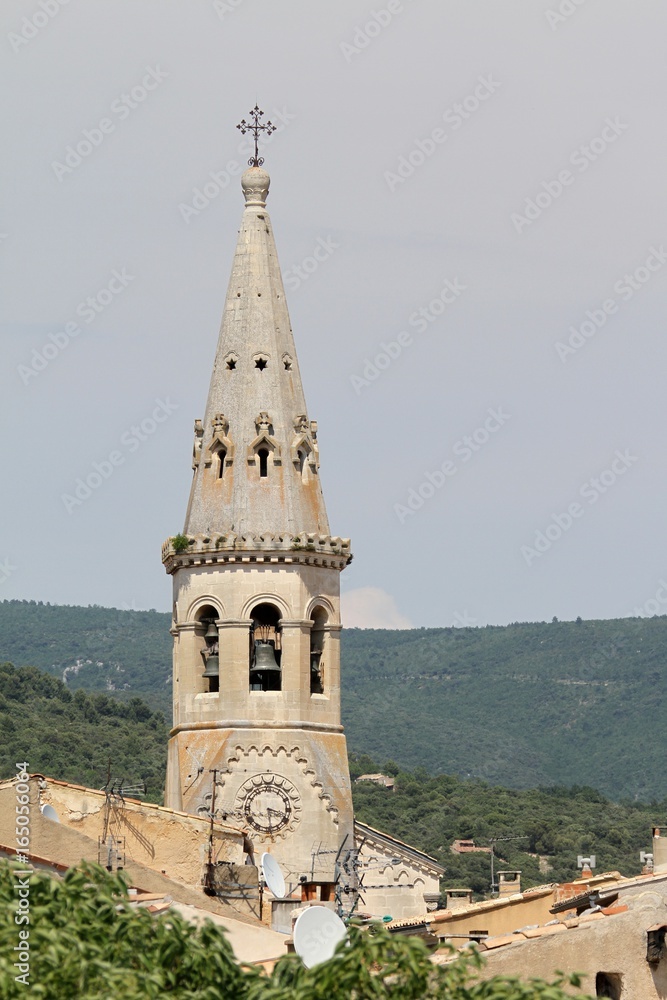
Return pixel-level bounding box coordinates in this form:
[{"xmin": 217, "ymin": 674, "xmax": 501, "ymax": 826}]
[
  {"xmin": 293, "ymin": 906, "xmax": 347, "ymax": 968},
  {"xmin": 326, "ymin": 836, "xmax": 412, "ymax": 921},
  {"xmin": 486, "ymin": 835, "xmax": 528, "ymax": 895}
]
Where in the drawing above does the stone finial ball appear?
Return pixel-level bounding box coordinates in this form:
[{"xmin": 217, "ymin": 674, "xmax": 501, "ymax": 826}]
[{"xmin": 242, "ymin": 167, "xmax": 270, "ymax": 207}]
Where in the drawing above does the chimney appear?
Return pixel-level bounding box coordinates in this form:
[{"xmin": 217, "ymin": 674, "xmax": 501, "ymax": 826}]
[
  {"xmin": 497, "ymin": 871, "xmax": 521, "ymax": 897},
  {"xmin": 445, "ymin": 888, "xmax": 474, "ymax": 911},
  {"xmin": 652, "ymin": 827, "xmax": 667, "ymax": 871}
]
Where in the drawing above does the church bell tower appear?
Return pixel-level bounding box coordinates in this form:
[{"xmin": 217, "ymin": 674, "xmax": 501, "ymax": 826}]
[{"xmin": 162, "ymin": 119, "xmax": 354, "ymax": 884}]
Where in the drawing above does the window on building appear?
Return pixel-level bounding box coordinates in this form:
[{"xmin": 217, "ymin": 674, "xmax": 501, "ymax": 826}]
[
  {"xmin": 596, "ymin": 973, "xmax": 622, "ymax": 999},
  {"xmin": 258, "ymin": 448, "xmax": 269, "ymax": 478},
  {"xmin": 217, "ymin": 449, "xmax": 226, "ymax": 479}
]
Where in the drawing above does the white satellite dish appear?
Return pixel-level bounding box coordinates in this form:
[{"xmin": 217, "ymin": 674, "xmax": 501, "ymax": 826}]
[
  {"xmin": 260, "ymin": 852, "xmax": 286, "ymax": 898},
  {"xmin": 293, "ymin": 906, "xmax": 347, "ymax": 968},
  {"xmin": 40, "ymin": 804, "xmax": 59, "ymax": 823}
]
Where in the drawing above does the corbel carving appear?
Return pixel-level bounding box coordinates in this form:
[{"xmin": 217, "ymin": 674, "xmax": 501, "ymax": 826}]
[{"xmin": 192, "ymin": 419, "xmax": 204, "ymax": 469}]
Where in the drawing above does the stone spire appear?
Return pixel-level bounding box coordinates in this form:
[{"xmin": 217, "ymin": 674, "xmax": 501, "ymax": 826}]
[{"xmin": 184, "ymin": 167, "xmax": 330, "ymax": 538}]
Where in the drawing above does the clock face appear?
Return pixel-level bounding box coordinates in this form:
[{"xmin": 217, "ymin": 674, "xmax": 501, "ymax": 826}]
[{"xmin": 235, "ymin": 774, "xmax": 301, "ymax": 837}]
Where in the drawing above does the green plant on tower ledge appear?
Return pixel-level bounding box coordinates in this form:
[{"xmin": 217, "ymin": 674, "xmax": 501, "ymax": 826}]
[{"xmin": 171, "ymin": 534, "xmax": 191, "ymax": 553}]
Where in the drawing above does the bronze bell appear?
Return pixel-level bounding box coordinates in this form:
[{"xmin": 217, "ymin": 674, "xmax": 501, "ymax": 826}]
[
  {"xmin": 204, "ymin": 622, "xmax": 218, "ymax": 642},
  {"xmin": 250, "ymin": 640, "xmax": 281, "ymax": 691},
  {"xmin": 202, "ymin": 652, "xmax": 219, "ymax": 679}
]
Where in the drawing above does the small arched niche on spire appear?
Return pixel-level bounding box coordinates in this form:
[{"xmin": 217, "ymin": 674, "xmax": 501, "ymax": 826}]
[
  {"xmin": 206, "ymin": 414, "xmax": 234, "ymax": 478},
  {"xmin": 248, "ymin": 412, "xmax": 281, "ymax": 477}
]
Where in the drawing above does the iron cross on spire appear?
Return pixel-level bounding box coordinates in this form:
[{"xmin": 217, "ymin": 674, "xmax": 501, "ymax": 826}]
[{"xmin": 236, "ymin": 105, "xmax": 276, "ymax": 167}]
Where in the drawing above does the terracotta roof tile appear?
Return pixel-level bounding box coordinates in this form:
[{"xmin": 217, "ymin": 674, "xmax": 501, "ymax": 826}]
[
  {"xmin": 482, "ymin": 934, "xmax": 524, "ymax": 951},
  {"xmin": 522, "ymin": 924, "xmax": 568, "ymax": 939}
]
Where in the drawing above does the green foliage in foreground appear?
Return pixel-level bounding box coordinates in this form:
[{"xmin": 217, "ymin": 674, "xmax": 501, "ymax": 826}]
[{"xmin": 0, "ymin": 861, "xmax": 591, "ymax": 999}]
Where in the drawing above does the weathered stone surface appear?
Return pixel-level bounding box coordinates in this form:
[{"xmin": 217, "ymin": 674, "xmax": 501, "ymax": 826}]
[{"xmin": 182, "ymin": 167, "xmax": 330, "ymax": 539}]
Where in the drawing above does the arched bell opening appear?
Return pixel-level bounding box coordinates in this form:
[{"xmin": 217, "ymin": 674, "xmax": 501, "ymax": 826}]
[
  {"xmin": 249, "ymin": 602, "xmax": 282, "ymax": 692},
  {"xmin": 195, "ymin": 605, "xmax": 220, "ymax": 693},
  {"xmin": 310, "ymin": 606, "xmax": 327, "ymax": 694}
]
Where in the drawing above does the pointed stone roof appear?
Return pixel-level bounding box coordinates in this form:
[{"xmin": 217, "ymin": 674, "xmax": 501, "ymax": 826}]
[{"xmin": 183, "ymin": 167, "xmax": 330, "ymax": 538}]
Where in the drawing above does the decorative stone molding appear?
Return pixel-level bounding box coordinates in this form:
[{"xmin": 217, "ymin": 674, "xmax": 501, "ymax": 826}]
[
  {"xmin": 226, "ymin": 743, "xmax": 339, "ymax": 829},
  {"xmin": 162, "ymin": 532, "xmax": 352, "ymax": 573}
]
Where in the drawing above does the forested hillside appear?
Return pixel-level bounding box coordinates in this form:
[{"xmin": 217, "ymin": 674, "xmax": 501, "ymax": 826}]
[
  {"xmin": 0, "ymin": 601, "xmax": 172, "ymax": 717},
  {"xmin": 0, "ymin": 662, "xmax": 167, "ymax": 798},
  {"xmin": 341, "ymin": 618, "xmax": 667, "ymax": 800},
  {"xmin": 1, "ymin": 600, "xmax": 665, "ymax": 799},
  {"xmin": 350, "ymin": 753, "xmax": 659, "ymax": 894}
]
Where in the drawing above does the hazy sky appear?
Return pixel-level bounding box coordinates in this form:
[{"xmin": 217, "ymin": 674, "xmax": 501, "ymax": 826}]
[{"xmin": 2, "ymin": 0, "xmax": 667, "ymax": 629}]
